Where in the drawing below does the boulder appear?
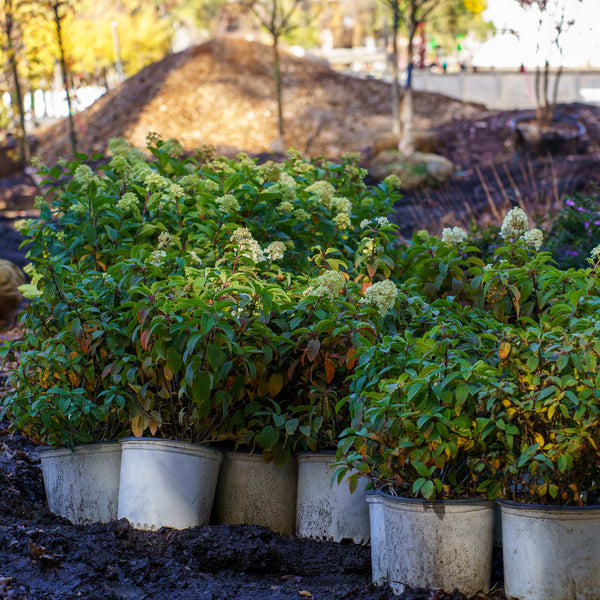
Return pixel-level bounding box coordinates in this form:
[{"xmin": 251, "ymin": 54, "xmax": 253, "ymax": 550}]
[
  {"xmin": 369, "ymin": 150, "xmax": 454, "ymax": 190},
  {"xmin": 0, "ymin": 259, "xmax": 26, "ymax": 328},
  {"xmin": 372, "ymin": 130, "xmax": 439, "ymax": 156}
]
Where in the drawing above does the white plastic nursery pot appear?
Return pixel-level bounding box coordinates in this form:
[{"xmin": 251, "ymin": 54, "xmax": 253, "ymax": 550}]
[
  {"xmin": 39, "ymin": 442, "xmax": 122, "ymax": 525},
  {"xmin": 365, "ymin": 490, "xmax": 386, "ymax": 586},
  {"xmin": 117, "ymin": 438, "xmax": 223, "ymax": 531},
  {"xmin": 380, "ymin": 490, "xmax": 494, "ymax": 596},
  {"xmin": 212, "ymin": 451, "xmax": 298, "ymax": 535},
  {"xmin": 295, "ymin": 452, "xmax": 370, "ymax": 543},
  {"xmin": 499, "ymin": 499, "xmax": 600, "ymax": 600}
]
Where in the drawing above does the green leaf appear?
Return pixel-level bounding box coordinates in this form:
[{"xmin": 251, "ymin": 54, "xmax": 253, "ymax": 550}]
[
  {"xmin": 192, "ymin": 372, "xmax": 212, "ymax": 404},
  {"xmin": 455, "ymin": 382, "xmax": 469, "ymax": 405},
  {"xmin": 166, "ymin": 348, "xmax": 182, "ymax": 373},
  {"xmin": 257, "ymin": 425, "xmax": 276, "ymax": 450}
]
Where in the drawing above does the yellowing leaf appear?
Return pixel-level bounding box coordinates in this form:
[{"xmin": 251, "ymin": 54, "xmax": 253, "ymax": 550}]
[
  {"xmin": 131, "ymin": 413, "xmax": 145, "ymax": 438},
  {"xmin": 499, "ymin": 342, "xmax": 511, "ymax": 359},
  {"xmin": 534, "ymin": 433, "xmax": 544, "ymax": 447},
  {"xmin": 268, "ymin": 373, "xmax": 284, "ymax": 397}
]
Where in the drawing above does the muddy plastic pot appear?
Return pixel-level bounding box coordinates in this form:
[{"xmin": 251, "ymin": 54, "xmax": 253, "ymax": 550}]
[
  {"xmin": 499, "ymin": 499, "xmax": 600, "ymax": 600},
  {"xmin": 212, "ymin": 451, "xmax": 297, "ymax": 535},
  {"xmin": 380, "ymin": 490, "xmax": 494, "ymax": 596},
  {"xmin": 117, "ymin": 438, "xmax": 223, "ymax": 530},
  {"xmin": 295, "ymin": 452, "xmax": 370, "ymax": 543},
  {"xmin": 365, "ymin": 490, "xmax": 386, "ymax": 586},
  {"xmin": 39, "ymin": 442, "xmax": 121, "ymax": 525}
]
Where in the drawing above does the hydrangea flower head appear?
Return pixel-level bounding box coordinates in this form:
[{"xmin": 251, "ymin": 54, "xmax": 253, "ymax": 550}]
[
  {"xmin": 360, "ymin": 279, "xmax": 399, "ymax": 316},
  {"xmin": 500, "ymin": 208, "xmax": 529, "ymax": 240},
  {"xmin": 231, "ymin": 227, "xmax": 264, "ymax": 263},
  {"xmin": 523, "ymin": 228, "xmax": 544, "ymax": 251},
  {"xmin": 215, "ymin": 194, "xmax": 241, "ymax": 214},
  {"xmin": 304, "ymin": 270, "xmax": 346, "ymax": 299},
  {"xmin": 265, "ymin": 241, "xmax": 285, "ymax": 261},
  {"xmin": 441, "ymin": 226, "xmax": 468, "ymax": 245}
]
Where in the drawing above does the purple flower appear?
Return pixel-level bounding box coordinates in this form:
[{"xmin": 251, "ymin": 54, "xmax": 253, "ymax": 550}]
[{"xmin": 566, "ymin": 199, "xmax": 575, "ymax": 207}]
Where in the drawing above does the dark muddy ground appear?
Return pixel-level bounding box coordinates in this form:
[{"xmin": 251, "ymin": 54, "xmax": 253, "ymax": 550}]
[{"xmin": 0, "ymin": 424, "xmax": 508, "ymax": 600}]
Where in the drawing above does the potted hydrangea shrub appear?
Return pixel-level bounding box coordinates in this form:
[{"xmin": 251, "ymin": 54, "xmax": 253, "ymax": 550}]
[{"xmin": 477, "ymin": 208, "xmax": 600, "ymax": 600}]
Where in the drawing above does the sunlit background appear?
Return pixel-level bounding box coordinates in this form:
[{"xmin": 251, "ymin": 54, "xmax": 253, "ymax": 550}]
[{"xmin": 1, "ymin": 0, "xmax": 598, "ymax": 127}]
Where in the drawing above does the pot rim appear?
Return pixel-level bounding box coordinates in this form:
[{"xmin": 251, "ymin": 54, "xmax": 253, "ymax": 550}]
[
  {"xmin": 375, "ymin": 487, "xmax": 493, "ymax": 506},
  {"xmin": 507, "ymin": 112, "xmax": 586, "ymax": 139},
  {"xmin": 497, "ymin": 497, "xmax": 600, "ymax": 512},
  {"xmin": 119, "ymin": 437, "xmax": 224, "ymax": 458},
  {"xmin": 39, "ymin": 440, "xmax": 121, "ymax": 455}
]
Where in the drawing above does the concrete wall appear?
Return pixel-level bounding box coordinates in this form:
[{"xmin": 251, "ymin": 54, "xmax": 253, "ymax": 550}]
[{"xmin": 410, "ymin": 70, "xmax": 600, "ymax": 110}]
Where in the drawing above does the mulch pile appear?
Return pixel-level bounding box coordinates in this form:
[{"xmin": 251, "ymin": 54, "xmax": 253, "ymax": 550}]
[{"xmin": 33, "ymin": 36, "xmax": 486, "ymax": 166}]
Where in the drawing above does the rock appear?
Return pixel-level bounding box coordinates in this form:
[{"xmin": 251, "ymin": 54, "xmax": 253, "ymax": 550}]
[
  {"xmin": 369, "ymin": 150, "xmax": 454, "ymax": 190},
  {"xmin": 0, "ymin": 259, "xmax": 26, "ymax": 327},
  {"xmin": 372, "ymin": 130, "xmax": 439, "ymax": 155}
]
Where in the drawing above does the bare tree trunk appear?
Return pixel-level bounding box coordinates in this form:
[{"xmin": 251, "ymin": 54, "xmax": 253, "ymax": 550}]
[
  {"xmin": 398, "ymin": 5, "xmax": 417, "ymax": 156},
  {"xmin": 390, "ymin": 5, "xmax": 400, "ymax": 137},
  {"xmin": 550, "ymin": 63, "xmax": 562, "ymax": 125},
  {"xmin": 534, "ymin": 66, "xmax": 542, "ymax": 124},
  {"xmin": 5, "ymin": 5, "xmax": 29, "ymax": 164},
  {"xmin": 542, "ymin": 59, "xmax": 550, "ymax": 126},
  {"xmin": 273, "ymin": 35, "xmax": 284, "ymax": 140},
  {"xmin": 53, "ymin": 1, "xmax": 77, "ymax": 156}
]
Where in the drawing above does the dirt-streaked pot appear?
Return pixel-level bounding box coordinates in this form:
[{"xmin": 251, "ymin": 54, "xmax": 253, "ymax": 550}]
[
  {"xmin": 117, "ymin": 438, "xmax": 223, "ymax": 531},
  {"xmin": 39, "ymin": 442, "xmax": 121, "ymax": 525},
  {"xmin": 380, "ymin": 490, "xmax": 494, "ymax": 596},
  {"xmin": 295, "ymin": 452, "xmax": 370, "ymax": 543},
  {"xmin": 499, "ymin": 499, "xmax": 600, "ymax": 600},
  {"xmin": 213, "ymin": 451, "xmax": 297, "ymax": 535},
  {"xmin": 365, "ymin": 490, "xmax": 386, "ymax": 586}
]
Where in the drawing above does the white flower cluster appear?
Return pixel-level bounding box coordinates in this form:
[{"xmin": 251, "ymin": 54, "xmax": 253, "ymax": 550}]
[
  {"xmin": 361, "ymin": 216, "xmax": 390, "ymax": 229},
  {"xmin": 441, "ymin": 226, "xmax": 468, "ymax": 246},
  {"xmin": 304, "ymin": 270, "xmax": 346, "ymax": 300},
  {"xmin": 305, "ymin": 180, "xmax": 335, "ymax": 210},
  {"xmin": 108, "ymin": 137, "xmax": 145, "ymax": 162},
  {"xmin": 265, "ymin": 241, "xmax": 286, "ymax": 262},
  {"xmin": 590, "ymin": 244, "xmax": 600, "ymax": 261},
  {"xmin": 215, "ymin": 194, "xmax": 241, "ymax": 214},
  {"xmin": 334, "ymin": 213, "xmax": 351, "ymax": 230},
  {"xmin": 188, "ymin": 249, "xmax": 202, "ymax": 265},
  {"xmin": 231, "ymin": 227, "xmax": 264, "ymax": 263},
  {"xmin": 157, "ymin": 231, "xmax": 175, "ymax": 250},
  {"xmin": 500, "ymin": 207, "xmax": 529, "ymax": 240},
  {"xmin": 116, "ymin": 192, "xmax": 138, "ymax": 213},
  {"xmin": 73, "ymin": 165, "xmax": 95, "ymax": 186},
  {"xmin": 523, "ymin": 228, "xmax": 544, "ymax": 251},
  {"xmin": 294, "ymin": 208, "xmax": 311, "ymax": 222},
  {"xmin": 360, "ymin": 279, "xmax": 399, "ymax": 316},
  {"xmin": 384, "ymin": 174, "xmax": 402, "ymax": 190},
  {"xmin": 277, "ymin": 201, "xmax": 294, "ymax": 215},
  {"xmin": 258, "ymin": 161, "xmax": 282, "ymax": 183},
  {"xmin": 500, "ymin": 208, "xmax": 544, "ymax": 251},
  {"xmin": 148, "ymin": 250, "xmax": 166, "ymax": 266}
]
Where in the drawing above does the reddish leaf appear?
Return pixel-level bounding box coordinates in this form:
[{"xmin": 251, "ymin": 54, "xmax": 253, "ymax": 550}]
[
  {"xmin": 140, "ymin": 330, "xmax": 151, "ymax": 351},
  {"xmin": 346, "ymin": 347, "xmax": 357, "ymax": 370},
  {"xmin": 324, "ymin": 357, "xmax": 335, "ymax": 384}
]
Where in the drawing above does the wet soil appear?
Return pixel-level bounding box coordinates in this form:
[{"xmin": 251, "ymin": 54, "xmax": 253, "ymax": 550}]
[{"xmin": 0, "ymin": 424, "xmax": 507, "ymax": 600}]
